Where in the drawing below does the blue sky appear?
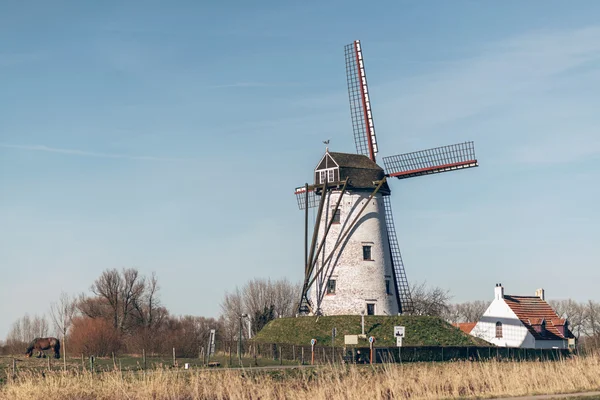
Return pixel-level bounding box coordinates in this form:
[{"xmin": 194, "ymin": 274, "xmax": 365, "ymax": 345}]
[{"xmin": 1, "ymin": 1, "xmax": 599, "ymax": 337}]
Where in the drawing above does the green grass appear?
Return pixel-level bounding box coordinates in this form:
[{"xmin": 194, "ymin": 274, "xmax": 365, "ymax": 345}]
[
  {"xmin": 254, "ymin": 315, "xmax": 491, "ymax": 347},
  {"xmin": 0, "ymin": 352, "xmax": 298, "ymax": 375}
]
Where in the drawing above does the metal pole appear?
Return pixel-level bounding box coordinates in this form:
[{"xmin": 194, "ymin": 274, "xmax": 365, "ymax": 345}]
[
  {"xmin": 302, "ymin": 347, "xmax": 305, "ymax": 365},
  {"xmin": 361, "ymin": 312, "xmax": 365, "ymax": 335},
  {"xmin": 143, "ymin": 349, "xmax": 146, "ymax": 370},
  {"xmin": 238, "ymin": 315, "xmax": 242, "ymax": 359},
  {"xmin": 172, "ymin": 347, "xmax": 176, "ymax": 367},
  {"xmin": 331, "ymin": 328, "xmax": 336, "ymax": 362},
  {"xmin": 63, "ymin": 329, "xmax": 67, "ymax": 372}
]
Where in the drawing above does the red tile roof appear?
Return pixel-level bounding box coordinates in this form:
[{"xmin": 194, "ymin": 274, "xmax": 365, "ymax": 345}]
[
  {"xmin": 453, "ymin": 322, "xmax": 477, "ymax": 334},
  {"xmin": 503, "ymin": 295, "xmax": 573, "ymax": 340}
]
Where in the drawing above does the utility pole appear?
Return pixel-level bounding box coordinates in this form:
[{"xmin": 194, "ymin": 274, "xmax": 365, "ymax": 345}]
[{"xmin": 238, "ymin": 313, "xmax": 248, "ymax": 359}]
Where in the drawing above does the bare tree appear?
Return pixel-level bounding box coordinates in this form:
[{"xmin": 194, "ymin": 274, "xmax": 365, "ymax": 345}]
[
  {"xmin": 220, "ymin": 287, "xmax": 244, "ymax": 341},
  {"xmin": 272, "ymin": 279, "xmax": 301, "ymax": 319},
  {"xmin": 88, "ymin": 267, "xmax": 147, "ymax": 333},
  {"xmin": 585, "ymin": 300, "xmax": 600, "ymax": 338},
  {"xmin": 548, "ymin": 299, "xmax": 586, "ymax": 339},
  {"xmin": 445, "ymin": 301, "xmax": 489, "ymax": 323},
  {"xmin": 5, "ymin": 313, "xmax": 49, "ymax": 354},
  {"xmin": 221, "ymin": 278, "xmax": 302, "ymax": 339},
  {"xmin": 409, "ymin": 281, "xmax": 452, "ymax": 317},
  {"xmin": 50, "ymin": 291, "xmax": 78, "ymax": 367},
  {"xmin": 90, "ymin": 269, "xmax": 123, "ymax": 330}
]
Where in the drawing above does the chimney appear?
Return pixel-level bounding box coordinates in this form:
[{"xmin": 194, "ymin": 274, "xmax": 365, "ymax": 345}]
[
  {"xmin": 494, "ymin": 283, "xmax": 504, "ymax": 300},
  {"xmin": 535, "ymin": 288, "xmax": 545, "ymax": 301}
]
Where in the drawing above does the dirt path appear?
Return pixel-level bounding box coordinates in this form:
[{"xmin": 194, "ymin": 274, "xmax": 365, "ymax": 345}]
[{"xmin": 496, "ymin": 391, "xmax": 600, "ymax": 400}]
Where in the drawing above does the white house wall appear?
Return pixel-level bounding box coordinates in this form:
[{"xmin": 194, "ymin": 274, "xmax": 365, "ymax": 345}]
[
  {"xmin": 309, "ymin": 190, "xmax": 398, "ymax": 315},
  {"xmin": 471, "ymin": 298, "xmax": 532, "ymax": 348}
]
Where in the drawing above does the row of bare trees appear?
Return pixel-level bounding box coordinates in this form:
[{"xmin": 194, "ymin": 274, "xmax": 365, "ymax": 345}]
[
  {"xmin": 220, "ymin": 278, "xmax": 302, "ymax": 341},
  {"xmin": 4, "ymin": 314, "xmax": 50, "ymax": 353},
  {"xmin": 2, "ymin": 268, "xmax": 224, "ymax": 358},
  {"xmin": 5, "ymin": 271, "xmax": 600, "ymax": 357}
]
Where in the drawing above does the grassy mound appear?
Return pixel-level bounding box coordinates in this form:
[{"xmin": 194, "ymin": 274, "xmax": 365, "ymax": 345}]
[{"xmin": 253, "ymin": 315, "xmax": 490, "ymax": 347}]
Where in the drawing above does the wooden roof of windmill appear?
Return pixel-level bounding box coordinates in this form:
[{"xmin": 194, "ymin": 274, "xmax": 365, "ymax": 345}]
[{"xmin": 315, "ymin": 151, "xmax": 390, "ymax": 194}]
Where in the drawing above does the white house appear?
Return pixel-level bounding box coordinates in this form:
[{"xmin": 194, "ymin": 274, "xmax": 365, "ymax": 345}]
[{"xmin": 468, "ymin": 284, "xmax": 574, "ymax": 349}]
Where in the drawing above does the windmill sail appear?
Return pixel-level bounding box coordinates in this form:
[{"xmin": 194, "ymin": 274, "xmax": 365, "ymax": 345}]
[
  {"xmin": 294, "ymin": 186, "xmax": 318, "ymax": 209},
  {"xmin": 383, "ymin": 196, "xmax": 414, "ymax": 314},
  {"xmin": 383, "ymin": 142, "xmax": 478, "ymax": 180},
  {"xmin": 345, "ymin": 40, "xmax": 378, "ymax": 162}
]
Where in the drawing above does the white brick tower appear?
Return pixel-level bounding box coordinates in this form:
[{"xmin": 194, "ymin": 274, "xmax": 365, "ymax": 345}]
[
  {"xmin": 306, "ymin": 150, "xmax": 399, "ymax": 316},
  {"xmin": 310, "ymin": 189, "xmax": 399, "ymax": 315}
]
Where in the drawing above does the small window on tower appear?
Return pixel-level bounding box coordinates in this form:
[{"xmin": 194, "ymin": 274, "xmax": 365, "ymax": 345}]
[
  {"xmin": 331, "ymin": 209, "xmax": 340, "ymax": 224},
  {"xmin": 362, "ymin": 245, "xmax": 372, "ymax": 261},
  {"xmin": 385, "ymin": 280, "xmax": 391, "ymax": 295},
  {"xmin": 326, "ymin": 279, "xmax": 336, "ymax": 295},
  {"xmin": 495, "ymin": 321, "xmax": 503, "ymax": 338},
  {"xmin": 366, "ymin": 303, "xmax": 375, "ymax": 315},
  {"xmin": 319, "ymin": 170, "xmax": 327, "ymax": 184}
]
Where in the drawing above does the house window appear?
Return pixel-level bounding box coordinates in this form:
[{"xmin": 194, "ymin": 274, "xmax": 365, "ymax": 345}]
[
  {"xmin": 326, "ymin": 279, "xmax": 336, "ymax": 295},
  {"xmin": 328, "ymin": 169, "xmax": 335, "ymax": 182},
  {"xmin": 363, "ymin": 246, "xmax": 372, "ymax": 261},
  {"xmin": 366, "ymin": 303, "xmax": 375, "ymax": 315},
  {"xmin": 495, "ymin": 321, "xmax": 503, "ymax": 338},
  {"xmin": 385, "ymin": 280, "xmax": 391, "ymax": 295},
  {"xmin": 331, "ymin": 209, "xmax": 340, "ymax": 224}
]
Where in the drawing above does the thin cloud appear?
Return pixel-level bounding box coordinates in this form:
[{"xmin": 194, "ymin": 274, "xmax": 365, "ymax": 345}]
[
  {"xmin": 0, "ymin": 143, "xmax": 193, "ymax": 162},
  {"xmin": 209, "ymin": 81, "xmax": 298, "ymax": 89}
]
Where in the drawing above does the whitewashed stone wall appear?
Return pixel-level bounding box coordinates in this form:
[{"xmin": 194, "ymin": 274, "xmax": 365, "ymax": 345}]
[{"xmin": 309, "ymin": 190, "xmax": 399, "ymax": 316}]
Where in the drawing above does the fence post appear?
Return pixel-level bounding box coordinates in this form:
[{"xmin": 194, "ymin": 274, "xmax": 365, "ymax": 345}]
[
  {"xmin": 301, "ymin": 347, "xmax": 305, "ymax": 365},
  {"xmin": 12, "ymin": 358, "xmax": 16, "ymax": 379},
  {"xmin": 279, "ymin": 347, "xmax": 283, "ymax": 365},
  {"xmin": 47, "ymin": 355, "xmax": 51, "ymax": 371},
  {"xmin": 228, "ymin": 346, "xmax": 232, "ymax": 367},
  {"xmin": 90, "ymin": 356, "xmax": 94, "ymax": 375},
  {"xmin": 143, "ymin": 349, "xmax": 147, "ymax": 370},
  {"xmin": 293, "ymin": 345, "xmax": 296, "ymax": 361},
  {"xmin": 173, "ymin": 347, "xmax": 176, "ymax": 367}
]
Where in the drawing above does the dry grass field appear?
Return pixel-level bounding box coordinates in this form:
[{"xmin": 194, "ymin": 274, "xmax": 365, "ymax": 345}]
[{"xmin": 2, "ymin": 354, "xmax": 600, "ymax": 400}]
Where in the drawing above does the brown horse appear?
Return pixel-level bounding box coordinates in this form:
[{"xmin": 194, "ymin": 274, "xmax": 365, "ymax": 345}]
[{"xmin": 25, "ymin": 337, "xmax": 61, "ymax": 359}]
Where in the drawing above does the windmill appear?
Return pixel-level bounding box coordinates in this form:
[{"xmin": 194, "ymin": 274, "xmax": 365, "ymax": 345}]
[{"xmin": 295, "ymin": 40, "xmax": 478, "ymax": 316}]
